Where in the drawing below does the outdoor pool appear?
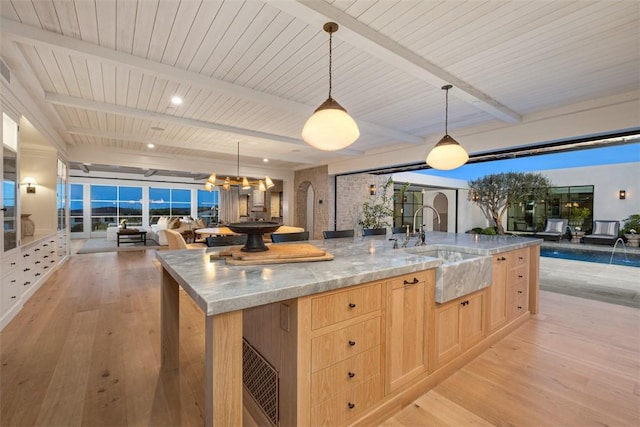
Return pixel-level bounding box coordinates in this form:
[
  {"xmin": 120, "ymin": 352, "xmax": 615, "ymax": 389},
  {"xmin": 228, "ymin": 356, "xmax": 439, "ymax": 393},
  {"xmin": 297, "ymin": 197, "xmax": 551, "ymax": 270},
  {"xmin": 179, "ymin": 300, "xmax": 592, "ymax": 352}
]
[{"xmin": 541, "ymin": 246, "xmax": 640, "ymax": 268}]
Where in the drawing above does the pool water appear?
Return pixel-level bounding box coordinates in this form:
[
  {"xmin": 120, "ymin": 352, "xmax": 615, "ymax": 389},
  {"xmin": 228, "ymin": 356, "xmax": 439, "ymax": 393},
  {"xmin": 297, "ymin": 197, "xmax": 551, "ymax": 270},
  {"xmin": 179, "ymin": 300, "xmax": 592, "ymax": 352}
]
[{"xmin": 541, "ymin": 247, "xmax": 640, "ymax": 268}]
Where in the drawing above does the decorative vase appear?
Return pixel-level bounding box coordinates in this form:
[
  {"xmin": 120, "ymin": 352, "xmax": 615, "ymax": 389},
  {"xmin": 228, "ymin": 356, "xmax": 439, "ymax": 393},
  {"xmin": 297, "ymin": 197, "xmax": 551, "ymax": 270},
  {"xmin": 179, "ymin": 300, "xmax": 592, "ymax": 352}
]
[
  {"xmin": 625, "ymin": 234, "xmax": 639, "ymax": 247},
  {"xmin": 21, "ymin": 214, "xmax": 35, "ymax": 237}
]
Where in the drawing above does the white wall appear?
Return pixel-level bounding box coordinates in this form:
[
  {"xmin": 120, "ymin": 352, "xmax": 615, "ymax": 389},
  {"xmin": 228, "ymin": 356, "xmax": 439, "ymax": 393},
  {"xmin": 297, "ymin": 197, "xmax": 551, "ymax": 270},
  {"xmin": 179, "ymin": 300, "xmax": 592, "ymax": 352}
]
[{"xmin": 538, "ymin": 162, "xmax": 639, "ymax": 224}]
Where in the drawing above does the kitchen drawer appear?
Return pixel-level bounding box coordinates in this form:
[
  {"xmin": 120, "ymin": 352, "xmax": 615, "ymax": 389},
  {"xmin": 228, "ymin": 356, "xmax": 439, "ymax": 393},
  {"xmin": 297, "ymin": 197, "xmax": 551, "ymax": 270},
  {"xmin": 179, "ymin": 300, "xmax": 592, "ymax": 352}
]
[
  {"xmin": 1, "ymin": 269, "xmax": 23, "ymax": 314},
  {"xmin": 311, "ymin": 282, "xmax": 382, "ymax": 330},
  {"xmin": 311, "ymin": 374, "xmax": 382, "ymax": 427},
  {"xmin": 1, "ymin": 252, "xmax": 20, "ymax": 276},
  {"xmin": 510, "ymin": 281, "xmax": 529, "ymax": 318},
  {"xmin": 311, "ymin": 346, "xmax": 381, "ymax": 403},
  {"xmin": 508, "ymin": 248, "xmax": 529, "ymax": 269},
  {"xmin": 509, "ymin": 264, "xmax": 528, "ymax": 286},
  {"xmin": 311, "ymin": 317, "xmax": 381, "ymax": 372}
]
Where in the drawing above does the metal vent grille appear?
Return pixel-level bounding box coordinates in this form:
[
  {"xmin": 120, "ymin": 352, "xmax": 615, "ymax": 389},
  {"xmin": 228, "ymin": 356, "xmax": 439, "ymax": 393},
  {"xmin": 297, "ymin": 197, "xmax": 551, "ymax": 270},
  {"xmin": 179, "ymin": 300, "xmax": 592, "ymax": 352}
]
[{"xmin": 243, "ymin": 338, "xmax": 279, "ymax": 426}]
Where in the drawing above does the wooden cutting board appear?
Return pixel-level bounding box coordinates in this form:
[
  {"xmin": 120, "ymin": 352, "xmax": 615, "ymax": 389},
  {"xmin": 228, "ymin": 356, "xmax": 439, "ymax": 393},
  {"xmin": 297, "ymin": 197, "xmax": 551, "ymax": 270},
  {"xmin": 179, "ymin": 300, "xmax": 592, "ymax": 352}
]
[
  {"xmin": 225, "ymin": 252, "xmax": 334, "ymax": 266},
  {"xmin": 221, "ymin": 243, "xmax": 326, "ymax": 261}
]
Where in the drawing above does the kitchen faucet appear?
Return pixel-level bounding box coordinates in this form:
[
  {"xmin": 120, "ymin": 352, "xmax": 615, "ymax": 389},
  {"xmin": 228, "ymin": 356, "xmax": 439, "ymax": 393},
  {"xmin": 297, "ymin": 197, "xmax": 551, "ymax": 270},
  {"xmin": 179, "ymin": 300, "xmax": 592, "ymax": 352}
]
[{"xmin": 412, "ymin": 205, "xmax": 442, "ymax": 243}]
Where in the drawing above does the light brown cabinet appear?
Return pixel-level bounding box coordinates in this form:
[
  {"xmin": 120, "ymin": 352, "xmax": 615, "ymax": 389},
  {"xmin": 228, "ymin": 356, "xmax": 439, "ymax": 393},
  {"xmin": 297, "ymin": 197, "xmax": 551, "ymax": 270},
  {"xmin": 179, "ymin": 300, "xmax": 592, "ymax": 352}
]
[
  {"xmin": 433, "ymin": 290, "xmax": 486, "ymax": 368},
  {"xmin": 487, "ymin": 248, "xmax": 530, "ymax": 333},
  {"xmin": 304, "ymin": 282, "xmax": 384, "ymax": 427},
  {"xmin": 385, "ymin": 270, "xmax": 434, "ymax": 393}
]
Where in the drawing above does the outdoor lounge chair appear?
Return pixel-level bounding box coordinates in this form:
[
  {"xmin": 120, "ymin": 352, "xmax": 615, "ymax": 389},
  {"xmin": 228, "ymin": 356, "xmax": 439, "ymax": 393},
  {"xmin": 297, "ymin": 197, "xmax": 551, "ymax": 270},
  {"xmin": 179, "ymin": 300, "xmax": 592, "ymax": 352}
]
[
  {"xmin": 584, "ymin": 220, "xmax": 620, "ymax": 246},
  {"xmin": 535, "ymin": 218, "xmax": 568, "ymax": 242}
]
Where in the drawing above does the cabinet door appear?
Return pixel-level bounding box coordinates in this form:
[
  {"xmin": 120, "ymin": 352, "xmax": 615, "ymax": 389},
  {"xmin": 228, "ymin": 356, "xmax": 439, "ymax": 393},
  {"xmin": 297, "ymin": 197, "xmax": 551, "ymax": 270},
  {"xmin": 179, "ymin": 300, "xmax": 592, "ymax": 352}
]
[
  {"xmin": 487, "ymin": 255, "xmax": 508, "ymax": 332},
  {"xmin": 385, "ymin": 271, "xmax": 431, "ymax": 393},
  {"xmin": 461, "ymin": 291, "xmax": 486, "ymax": 350},
  {"xmin": 433, "ymin": 300, "xmax": 461, "ymax": 367}
]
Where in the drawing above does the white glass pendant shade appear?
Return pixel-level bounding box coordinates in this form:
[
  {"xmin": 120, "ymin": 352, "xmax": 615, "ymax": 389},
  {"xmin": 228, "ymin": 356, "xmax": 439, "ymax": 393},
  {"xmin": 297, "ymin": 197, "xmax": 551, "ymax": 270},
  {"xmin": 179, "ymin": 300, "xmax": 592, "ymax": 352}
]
[
  {"xmin": 242, "ymin": 177, "xmax": 251, "ymax": 189},
  {"xmin": 426, "ymin": 134, "xmax": 469, "ymax": 170},
  {"xmin": 302, "ymin": 97, "xmax": 359, "ymax": 151},
  {"xmin": 265, "ymin": 176, "xmax": 274, "ymax": 189}
]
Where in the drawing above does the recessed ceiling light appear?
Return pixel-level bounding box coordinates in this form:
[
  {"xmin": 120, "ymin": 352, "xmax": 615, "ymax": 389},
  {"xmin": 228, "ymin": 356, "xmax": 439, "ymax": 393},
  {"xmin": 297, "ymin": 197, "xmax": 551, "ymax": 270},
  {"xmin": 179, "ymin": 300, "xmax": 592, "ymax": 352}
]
[
  {"xmin": 151, "ymin": 126, "xmax": 165, "ymax": 131},
  {"xmin": 263, "ymin": 158, "xmax": 269, "ymax": 163},
  {"xmin": 147, "ymin": 143, "xmax": 155, "ymax": 149},
  {"xmin": 171, "ymin": 96, "xmax": 183, "ymax": 105}
]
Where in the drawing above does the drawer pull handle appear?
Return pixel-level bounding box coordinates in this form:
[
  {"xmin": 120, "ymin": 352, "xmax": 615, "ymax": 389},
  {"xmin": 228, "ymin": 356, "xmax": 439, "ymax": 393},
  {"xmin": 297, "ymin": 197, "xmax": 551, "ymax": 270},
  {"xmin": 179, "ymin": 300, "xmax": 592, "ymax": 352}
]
[
  {"xmin": 518, "ymin": 306, "xmax": 523, "ymax": 309},
  {"xmin": 10, "ymin": 262, "xmax": 16, "ymax": 266},
  {"xmin": 348, "ymin": 303, "xmax": 356, "ymax": 309},
  {"xmin": 499, "ymin": 256, "xmax": 506, "ymax": 261},
  {"xmin": 11, "ymin": 296, "xmax": 16, "ymax": 299},
  {"xmin": 23, "ymin": 254, "xmax": 30, "ymax": 257},
  {"xmin": 347, "ymin": 402, "xmax": 355, "ymax": 409},
  {"xmin": 348, "ymin": 340, "xmax": 356, "ymax": 347},
  {"xmin": 34, "ymin": 248, "xmax": 40, "ymax": 251},
  {"xmin": 35, "ymin": 273, "xmax": 41, "ymax": 276},
  {"xmin": 519, "ymin": 256, "xmax": 524, "ymax": 260},
  {"xmin": 24, "ymin": 268, "xmax": 30, "ymax": 272},
  {"xmin": 460, "ymin": 300, "xmax": 469, "ymax": 306},
  {"xmin": 348, "ymin": 372, "xmax": 356, "ymax": 378},
  {"xmin": 35, "ymin": 261, "xmax": 41, "ymax": 264},
  {"xmin": 24, "ymin": 281, "xmax": 31, "ymax": 286},
  {"xmin": 517, "ymin": 290, "xmax": 523, "ymax": 294},
  {"xmin": 10, "ymin": 279, "xmax": 16, "ymax": 283},
  {"xmin": 518, "ymin": 275, "xmax": 523, "ymax": 278},
  {"xmin": 403, "ymin": 277, "xmax": 419, "ymax": 285}
]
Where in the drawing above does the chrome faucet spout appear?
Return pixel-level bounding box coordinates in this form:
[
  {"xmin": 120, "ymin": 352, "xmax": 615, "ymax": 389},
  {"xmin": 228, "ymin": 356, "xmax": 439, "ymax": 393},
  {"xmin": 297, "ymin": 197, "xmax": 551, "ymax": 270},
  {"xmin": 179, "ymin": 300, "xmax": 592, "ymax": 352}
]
[{"xmin": 412, "ymin": 205, "xmax": 442, "ymax": 235}]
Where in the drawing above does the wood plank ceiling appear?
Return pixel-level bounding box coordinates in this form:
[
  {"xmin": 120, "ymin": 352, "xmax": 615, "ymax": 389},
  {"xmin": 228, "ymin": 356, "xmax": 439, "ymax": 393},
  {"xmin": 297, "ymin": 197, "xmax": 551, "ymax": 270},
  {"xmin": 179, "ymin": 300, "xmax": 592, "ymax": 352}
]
[{"xmin": 1, "ymin": 0, "xmax": 638, "ymax": 175}]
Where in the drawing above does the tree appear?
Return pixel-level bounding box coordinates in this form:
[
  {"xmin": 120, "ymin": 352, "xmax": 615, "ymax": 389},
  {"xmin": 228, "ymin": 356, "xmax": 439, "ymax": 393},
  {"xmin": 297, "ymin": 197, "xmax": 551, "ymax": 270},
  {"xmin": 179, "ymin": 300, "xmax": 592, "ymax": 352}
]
[
  {"xmin": 359, "ymin": 177, "xmax": 394, "ymax": 230},
  {"xmin": 468, "ymin": 172, "xmax": 551, "ymax": 235}
]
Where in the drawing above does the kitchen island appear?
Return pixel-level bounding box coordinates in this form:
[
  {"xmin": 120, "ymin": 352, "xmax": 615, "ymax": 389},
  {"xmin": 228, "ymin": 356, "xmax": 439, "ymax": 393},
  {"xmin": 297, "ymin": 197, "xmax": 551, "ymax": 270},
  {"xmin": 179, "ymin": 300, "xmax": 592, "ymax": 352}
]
[{"xmin": 156, "ymin": 232, "xmax": 541, "ymax": 426}]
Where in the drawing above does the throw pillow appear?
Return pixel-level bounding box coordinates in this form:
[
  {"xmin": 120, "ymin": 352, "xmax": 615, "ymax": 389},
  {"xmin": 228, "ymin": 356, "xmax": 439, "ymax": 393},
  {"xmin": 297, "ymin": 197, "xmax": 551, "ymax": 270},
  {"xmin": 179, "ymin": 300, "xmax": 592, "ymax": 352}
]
[
  {"xmin": 195, "ymin": 218, "xmax": 207, "ymax": 228},
  {"xmin": 157, "ymin": 216, "xmax": 168, "ymax": 229}
]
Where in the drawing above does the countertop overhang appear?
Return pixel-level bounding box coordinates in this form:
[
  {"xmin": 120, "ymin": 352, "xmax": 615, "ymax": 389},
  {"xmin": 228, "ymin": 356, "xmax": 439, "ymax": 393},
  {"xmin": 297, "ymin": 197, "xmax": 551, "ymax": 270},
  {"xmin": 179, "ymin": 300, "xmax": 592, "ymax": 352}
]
[{"xmin": 156, "ymin": 232, "xmax": 542, "ymax": 316}]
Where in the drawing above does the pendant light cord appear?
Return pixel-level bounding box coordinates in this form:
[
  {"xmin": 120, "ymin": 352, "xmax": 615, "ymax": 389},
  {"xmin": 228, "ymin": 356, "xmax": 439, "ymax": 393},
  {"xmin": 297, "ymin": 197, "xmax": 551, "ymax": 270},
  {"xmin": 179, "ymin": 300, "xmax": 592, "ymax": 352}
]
[
  {"xmin": 237, "ymin": 141, "xmax": 240, "ymax": 180},
  {"xmin": 328, "ymin": 29, "xmax": 333, "ymax": 99},
  {"xmin": 444, "ymin": 86, "xmax": 449, "ymax": 135}
]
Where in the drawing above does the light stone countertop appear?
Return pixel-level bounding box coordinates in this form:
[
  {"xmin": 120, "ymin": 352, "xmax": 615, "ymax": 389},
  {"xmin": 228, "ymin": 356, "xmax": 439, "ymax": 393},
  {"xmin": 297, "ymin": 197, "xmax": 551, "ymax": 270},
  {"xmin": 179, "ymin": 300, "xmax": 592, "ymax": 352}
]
[{"xmin": 156, "ymin": 232, "xmax": 542, "ymax": 316}]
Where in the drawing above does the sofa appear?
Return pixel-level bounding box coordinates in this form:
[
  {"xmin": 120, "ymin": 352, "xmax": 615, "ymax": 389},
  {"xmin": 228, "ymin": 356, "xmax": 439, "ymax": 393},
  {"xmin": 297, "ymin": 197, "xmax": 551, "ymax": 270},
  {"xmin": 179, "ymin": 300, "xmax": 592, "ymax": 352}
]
[{"xmin": 151, "ymin": 216, "xmax": 207, "ymax": 246}]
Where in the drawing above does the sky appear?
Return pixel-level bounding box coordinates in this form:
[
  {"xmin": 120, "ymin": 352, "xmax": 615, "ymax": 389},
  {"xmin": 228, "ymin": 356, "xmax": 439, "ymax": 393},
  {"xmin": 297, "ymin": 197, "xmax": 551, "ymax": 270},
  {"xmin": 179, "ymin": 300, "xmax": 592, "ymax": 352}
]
[{"xmin": 417, "ymin": 143, "xmax": 639, "ymax": 181}]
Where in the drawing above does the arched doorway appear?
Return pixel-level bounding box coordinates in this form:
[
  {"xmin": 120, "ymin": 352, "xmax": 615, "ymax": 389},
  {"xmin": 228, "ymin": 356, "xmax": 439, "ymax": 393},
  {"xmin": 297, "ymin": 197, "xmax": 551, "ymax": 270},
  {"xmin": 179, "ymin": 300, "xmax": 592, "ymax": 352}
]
[
  {"xmin": 433, "ymin": 192, "xmax": 448, "ymax": 232},
  {"xmin": 295, "ymin": 181, "xmax": 315, "ymax": 239}
]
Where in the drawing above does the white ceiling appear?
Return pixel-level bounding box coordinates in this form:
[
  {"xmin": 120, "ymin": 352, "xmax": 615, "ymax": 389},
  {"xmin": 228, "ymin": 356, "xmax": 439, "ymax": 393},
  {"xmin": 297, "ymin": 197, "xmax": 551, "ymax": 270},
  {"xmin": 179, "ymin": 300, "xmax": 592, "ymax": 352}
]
[{"xmin": 1, "ymin": 0, "xmax": 638, "ymax": 175}]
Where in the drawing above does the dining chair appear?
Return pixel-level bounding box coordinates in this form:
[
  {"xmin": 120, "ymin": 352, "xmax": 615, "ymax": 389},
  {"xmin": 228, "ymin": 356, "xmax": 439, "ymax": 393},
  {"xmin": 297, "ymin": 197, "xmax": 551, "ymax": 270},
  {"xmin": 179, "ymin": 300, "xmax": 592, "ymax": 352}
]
[
  {"xmin": 322, "ymin": 229, "xmax": 355, "ymax": 239},
  {"xmin": 271, "ymin": 231, "xmax": 310, "ymax": 243}
]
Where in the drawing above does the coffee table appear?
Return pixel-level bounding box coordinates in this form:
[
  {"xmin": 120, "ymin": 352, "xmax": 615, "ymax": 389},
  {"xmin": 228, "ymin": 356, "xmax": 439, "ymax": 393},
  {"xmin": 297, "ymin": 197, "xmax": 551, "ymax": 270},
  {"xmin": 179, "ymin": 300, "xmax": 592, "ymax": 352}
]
[{"xmin": 117, "ymin": 230, "xmax": 147, "ymax": 247}]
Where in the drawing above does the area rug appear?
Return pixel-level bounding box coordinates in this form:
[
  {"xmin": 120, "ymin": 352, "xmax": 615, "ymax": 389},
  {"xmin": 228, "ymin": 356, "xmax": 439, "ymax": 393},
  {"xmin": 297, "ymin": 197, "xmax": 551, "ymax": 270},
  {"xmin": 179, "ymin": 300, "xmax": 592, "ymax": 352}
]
[{"xmin": 76, "ymin": 238, "xmax": 164, "ymax": 254}]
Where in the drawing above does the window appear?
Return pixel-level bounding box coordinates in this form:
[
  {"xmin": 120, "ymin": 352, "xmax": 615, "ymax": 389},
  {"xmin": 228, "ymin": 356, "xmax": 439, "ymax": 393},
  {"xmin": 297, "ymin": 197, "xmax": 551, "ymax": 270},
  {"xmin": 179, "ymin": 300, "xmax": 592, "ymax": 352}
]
[
  {"xmin": 394, "ymin": 188, "xmax": 423, "ymax": 229},
  {"xmin": 70, "ymin": 184, "xmax": 83, "ymax": 232},
  {"xmin": 90, "ymin": 185, "xmax": 142, "ymax": 231},
  {"xmin": 149, "ymin": 187, "xmax": 191, "ymax": 224},
  {"xmin": 197, "ymin": 189, "xmax": 219, "ymax": 225},
  {"xmin": 507, "ymin": 185, "xmax": 594, "ymax": 232}
]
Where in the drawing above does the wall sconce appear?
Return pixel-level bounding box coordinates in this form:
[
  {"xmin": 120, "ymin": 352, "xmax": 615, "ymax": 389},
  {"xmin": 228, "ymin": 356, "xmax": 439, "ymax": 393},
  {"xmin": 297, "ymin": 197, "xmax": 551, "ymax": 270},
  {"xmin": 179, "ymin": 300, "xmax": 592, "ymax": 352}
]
[
  {"xmin": 369, "ymin": 184, "xmax": 376, "ymax": 196},
  {"xmin": 471, "ymin": 190, "xmax": 479, "ymax": 202},
  {"xmin": 619, "ymin": 190, "xmax": 626, "ymax": 200},
  {"xmin": 22, "ymin": 177, "xmax": 37, "ymax": 194}
]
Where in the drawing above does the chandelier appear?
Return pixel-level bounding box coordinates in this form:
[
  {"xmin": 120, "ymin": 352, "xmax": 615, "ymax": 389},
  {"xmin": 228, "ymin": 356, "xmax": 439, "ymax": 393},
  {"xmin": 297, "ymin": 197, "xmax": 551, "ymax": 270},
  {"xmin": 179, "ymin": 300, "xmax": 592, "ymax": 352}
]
[{"xmin": 204, "ymin": 142, "xmax": 275, "ymax": 192}]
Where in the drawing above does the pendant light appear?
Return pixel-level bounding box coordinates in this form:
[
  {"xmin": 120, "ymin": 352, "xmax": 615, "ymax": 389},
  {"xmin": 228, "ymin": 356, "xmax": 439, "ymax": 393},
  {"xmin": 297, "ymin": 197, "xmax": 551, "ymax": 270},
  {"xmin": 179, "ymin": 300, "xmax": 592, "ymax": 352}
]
[
  {"xmin": 302, "ymin": 22, "xmax": 360, "ymax": 151},
  {"xmin": 203, "ymin": 142, "xmax": 275, "ymax": 191},
  {"xmin": 426, "ymin": 85, "xmax": 469, "ymax": 170}
]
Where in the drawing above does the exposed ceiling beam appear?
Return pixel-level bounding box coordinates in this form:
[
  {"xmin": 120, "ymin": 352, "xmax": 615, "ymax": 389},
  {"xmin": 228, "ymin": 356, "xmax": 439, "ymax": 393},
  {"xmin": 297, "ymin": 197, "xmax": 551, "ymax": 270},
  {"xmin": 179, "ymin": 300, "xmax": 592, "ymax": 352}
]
[
  {"xmin": 66, "ymin": 127, "xmax": 322, "ymax": 164},
  {"xmin": 46, "ymin": 92, "xmax": 359, "ymax": 155},
  {"xmin": 265, "ymin": 0, "xmax": 522, "ymax": 124},
  {"xmin": 1, "ymin": 17, "xmax": 423, "ymax": 145},
  {"xmin": 144, "ymin": 170, "xmax": 157, "ymax": 178},
  {"xmin": 79, "ymin": 164, "xmax": 90, "ymax": 173}
]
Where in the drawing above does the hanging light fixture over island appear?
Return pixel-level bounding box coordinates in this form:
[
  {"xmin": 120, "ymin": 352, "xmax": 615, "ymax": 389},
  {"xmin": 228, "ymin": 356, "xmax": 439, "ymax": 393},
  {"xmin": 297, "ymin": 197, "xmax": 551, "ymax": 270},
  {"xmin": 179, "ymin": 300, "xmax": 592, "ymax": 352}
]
[
  {"xmin": 426, "ymin": 85, "xmax": 469, "ymax": 170},
  {"xmin": 302, "ymin": 22, "xmax": 360, "ymax": 151}
]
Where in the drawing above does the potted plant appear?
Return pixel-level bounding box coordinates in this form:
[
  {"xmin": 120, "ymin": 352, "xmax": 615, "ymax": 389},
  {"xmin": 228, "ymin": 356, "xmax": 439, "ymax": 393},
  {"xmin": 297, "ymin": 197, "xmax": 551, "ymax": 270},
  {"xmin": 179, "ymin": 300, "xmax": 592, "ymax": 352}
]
[
  {"xmin": 359, "ymin": 177, "xmax": 394, "ymax": 234},
  {"xmin": 621, "ymin": 214, "xmax": 640, "ymax": 247},
  {"xmin": 568, "ymin": 206, "xmax": 590, "ymax": 229}
]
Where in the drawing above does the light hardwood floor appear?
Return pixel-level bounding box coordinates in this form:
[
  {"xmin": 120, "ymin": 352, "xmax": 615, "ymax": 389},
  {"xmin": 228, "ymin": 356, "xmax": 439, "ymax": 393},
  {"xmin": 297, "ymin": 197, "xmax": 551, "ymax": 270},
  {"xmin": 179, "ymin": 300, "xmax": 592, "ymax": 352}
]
[{"xmin": 1, "ymin": 249, "xmax": 639, "ymax": 426}]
